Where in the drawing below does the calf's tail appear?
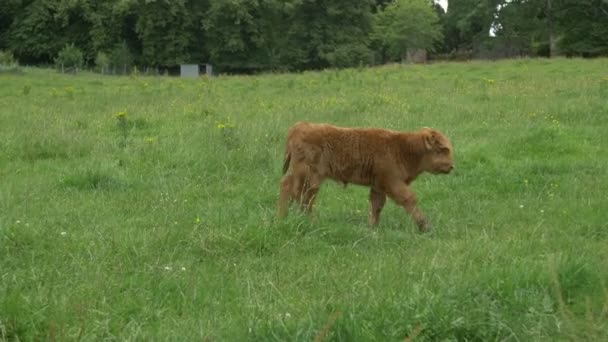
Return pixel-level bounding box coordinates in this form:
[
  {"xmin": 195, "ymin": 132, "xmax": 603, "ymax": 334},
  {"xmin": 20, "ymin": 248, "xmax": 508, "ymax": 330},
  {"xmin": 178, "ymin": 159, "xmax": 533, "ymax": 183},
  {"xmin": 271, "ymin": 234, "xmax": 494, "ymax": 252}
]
[{"xmin": 282, "ymin": 151, "xmax": 291, "ymax": 175}]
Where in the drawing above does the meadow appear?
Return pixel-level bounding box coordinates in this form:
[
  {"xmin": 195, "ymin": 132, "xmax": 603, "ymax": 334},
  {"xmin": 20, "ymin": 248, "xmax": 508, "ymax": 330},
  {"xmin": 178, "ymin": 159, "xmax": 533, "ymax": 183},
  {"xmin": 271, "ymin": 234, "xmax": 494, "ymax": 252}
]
[{"xmin": 1, "ymin": 58, "xmax": 607, "ymax": 341}]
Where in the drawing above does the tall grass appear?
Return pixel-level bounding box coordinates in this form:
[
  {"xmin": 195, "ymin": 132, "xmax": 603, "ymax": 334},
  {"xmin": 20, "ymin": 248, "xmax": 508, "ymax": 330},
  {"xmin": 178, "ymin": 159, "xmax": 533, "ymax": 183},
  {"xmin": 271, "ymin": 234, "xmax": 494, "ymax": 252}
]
[{"xmin": 1, "ymin": 58, "xmax": 607, "ymax": 340}]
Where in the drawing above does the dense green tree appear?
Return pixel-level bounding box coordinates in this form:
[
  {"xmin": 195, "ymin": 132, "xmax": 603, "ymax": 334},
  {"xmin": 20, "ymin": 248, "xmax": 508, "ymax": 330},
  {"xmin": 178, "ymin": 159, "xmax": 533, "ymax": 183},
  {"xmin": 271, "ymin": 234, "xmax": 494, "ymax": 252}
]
[
  {"xmin": 86, "ymin": 0, "xmax": 137, "ymax": 57},
  {"xmin": 553, "ymin": 0, "xmax": 608, "ymax": 56},
  {"xmin": 135, "ymin": 0, "xmax": 196, "ymax": 66},
  {"xmin": 372, "ymin": 0, "xmax": 395, "ymax": 12},
  {"xmin": 203, "ymin": 0, "xmax": 282, "ymax": 72},
  {"xmin": 204, "ymin": 0, "xmax": 373, "ymax": 72},
  {"xmin": 1, "ymin": 0, "xmax": 607, "ymax": 71},
  {"xmin": 490, "ymin": 0, "xmax": 549, "ymax": 56},
  {"xmin": 441, "ymin": 0, "xmax": 497, "ymax": 53},
  {"xmin": 430, "ymin": 0, "xmax": 448, "ymax": 53},
  {"xmin": 7, "ymin": 0, "xmax": 69, "ymax": 63},
  {"xmin": 372, "ymin": 0, "xmax": 443, "ymax": 62},
  {"xmin": 284, "ymin": 0, "xmax": 374, "ymax": 70},
  {"xmin": 486, "ymin": 0, "xmax": 608, "ymax": 57},
  {"xmin": 7, "ymin": 0, "xmax": 112, "ymax": 64},
  {"xmin": 186, "ymin": 0, "xmax": 210, "ymax": 63},
  {"xmin": 0, "ymin": 0, "xmax": 23, "ymax": 51}
]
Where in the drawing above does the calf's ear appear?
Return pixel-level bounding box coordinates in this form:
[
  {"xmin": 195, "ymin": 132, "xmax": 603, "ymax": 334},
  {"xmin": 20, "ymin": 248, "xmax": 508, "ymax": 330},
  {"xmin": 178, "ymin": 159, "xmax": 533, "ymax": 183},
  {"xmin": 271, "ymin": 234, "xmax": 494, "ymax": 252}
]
[{"xmin": 423, "ymin": 130, "xmax": 436, "ymax": 151}]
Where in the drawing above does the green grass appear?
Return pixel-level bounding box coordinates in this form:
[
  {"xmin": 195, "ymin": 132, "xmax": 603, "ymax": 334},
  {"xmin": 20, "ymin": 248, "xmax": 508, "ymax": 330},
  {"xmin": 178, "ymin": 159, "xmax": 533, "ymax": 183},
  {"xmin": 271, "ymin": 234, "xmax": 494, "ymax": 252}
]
[{"xmin": 1, "ymin": 58, "xmax": 607, "ymax": 341}]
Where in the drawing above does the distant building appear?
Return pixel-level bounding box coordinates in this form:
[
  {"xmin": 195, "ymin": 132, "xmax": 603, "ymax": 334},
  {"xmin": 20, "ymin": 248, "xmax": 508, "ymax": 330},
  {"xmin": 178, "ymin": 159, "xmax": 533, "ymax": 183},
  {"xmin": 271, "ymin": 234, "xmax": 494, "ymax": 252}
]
[{"xmin": 180, "ymin": 64, "xmax": 213, "ymax": 78}]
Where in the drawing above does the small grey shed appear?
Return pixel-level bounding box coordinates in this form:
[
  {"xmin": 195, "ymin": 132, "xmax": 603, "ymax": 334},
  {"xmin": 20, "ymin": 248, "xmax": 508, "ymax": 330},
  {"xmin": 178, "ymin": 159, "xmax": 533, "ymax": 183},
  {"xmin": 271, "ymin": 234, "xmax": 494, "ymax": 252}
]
[{"xmin": 180, "ymin": 64, "xmax": 199, "ymax": 78}]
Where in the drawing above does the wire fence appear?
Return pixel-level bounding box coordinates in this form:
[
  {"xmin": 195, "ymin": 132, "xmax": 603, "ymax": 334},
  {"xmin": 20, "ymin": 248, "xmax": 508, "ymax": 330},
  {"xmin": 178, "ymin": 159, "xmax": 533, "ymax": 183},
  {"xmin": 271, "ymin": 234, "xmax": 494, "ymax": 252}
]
[{"xmin": 55, "ymin": 63, "xmax": 214, "ymax": 77}]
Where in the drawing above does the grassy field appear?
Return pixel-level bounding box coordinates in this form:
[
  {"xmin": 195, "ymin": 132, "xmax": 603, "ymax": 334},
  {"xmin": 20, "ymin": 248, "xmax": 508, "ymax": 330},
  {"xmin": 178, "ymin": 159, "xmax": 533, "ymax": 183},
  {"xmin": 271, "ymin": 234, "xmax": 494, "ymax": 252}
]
[{"xmin": 1, "ymin": 58, "xmax": 607, "ymax": 341}]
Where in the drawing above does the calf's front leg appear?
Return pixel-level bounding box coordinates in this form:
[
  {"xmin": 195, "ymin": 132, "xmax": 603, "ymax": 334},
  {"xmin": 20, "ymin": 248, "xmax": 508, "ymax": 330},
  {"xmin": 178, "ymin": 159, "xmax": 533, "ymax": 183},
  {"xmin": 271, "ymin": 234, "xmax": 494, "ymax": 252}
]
[
  {"xmin": 300, "ymin": 172, "xmax": 321, "ymax": 214},
  {"xmin": 386, "ymin": 181, "xmax": 431, "ymax": 232}
]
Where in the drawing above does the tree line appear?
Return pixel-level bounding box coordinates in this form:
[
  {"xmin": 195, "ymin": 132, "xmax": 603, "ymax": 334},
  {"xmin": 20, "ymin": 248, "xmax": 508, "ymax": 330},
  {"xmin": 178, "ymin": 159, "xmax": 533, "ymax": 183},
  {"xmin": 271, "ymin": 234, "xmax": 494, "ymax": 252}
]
[{"xmin": 1, "ymin": 0, "xmax": 607, "ymax": 74}]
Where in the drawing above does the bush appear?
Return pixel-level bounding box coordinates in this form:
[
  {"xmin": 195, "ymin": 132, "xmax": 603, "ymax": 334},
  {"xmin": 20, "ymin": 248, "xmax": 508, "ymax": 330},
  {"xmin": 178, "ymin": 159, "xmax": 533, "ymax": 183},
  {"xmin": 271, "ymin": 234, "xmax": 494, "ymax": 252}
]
[
  {"xmin": 95, "ymin": 52, "xmax": 110, "ymax": 74},
  {"xmin": 0, "ymin": 50, "xmax": 20, "ymax": 73},
  {"xmin": 0, "ymin": 50, "xmax": 17, "ymax": 66},
  {"xmin": 321, "ymin": 43, "xmax": 373, "ymax": 69},
  {"xmin": 109, "ymin": 41, "xmax": 134, "ymax": 75},
  {"xmin": 55, "ymin": 43, "xmax": 84, "ymax": 73}
]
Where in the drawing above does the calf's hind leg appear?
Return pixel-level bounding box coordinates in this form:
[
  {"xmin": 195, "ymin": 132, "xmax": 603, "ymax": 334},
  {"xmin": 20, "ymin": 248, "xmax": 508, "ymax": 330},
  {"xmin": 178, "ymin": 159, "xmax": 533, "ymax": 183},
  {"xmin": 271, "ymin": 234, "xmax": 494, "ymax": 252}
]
[
  {"xmin": 278, "ymin": 174, "xmax": 293, "ymax": 218},
  {"xmin": 369, "ymin": 188, "xmax": 386, "ymax": 226},
  {"xmin": 279, "ymin": 163, "xmax": 311, "ymax": 217}
]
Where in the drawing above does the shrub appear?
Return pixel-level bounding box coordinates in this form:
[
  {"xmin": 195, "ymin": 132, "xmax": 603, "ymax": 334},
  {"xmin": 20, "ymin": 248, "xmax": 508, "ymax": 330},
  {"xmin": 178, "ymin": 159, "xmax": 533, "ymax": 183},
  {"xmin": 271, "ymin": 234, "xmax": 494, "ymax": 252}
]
[
  {"xmin": 0, "ymin": 50, "xmax": 20, "ymax": 73},
  {"xmin": 321, "ymin": 43, "xmax": 373, "ymax": 69},
  {"xmin": 55, "ymin": 43, "xmax": 84, "ymax": 73},
  {"xmin": 109, "ymin": 41, "xmax": 134, "ymax": 75},
  {"xmin": 95, "ymin": 52, "xmax": 110, "ymax": 74},
  {"xmin": 0, "ymin": 50, "xmax": 17, "ymax": 66}
]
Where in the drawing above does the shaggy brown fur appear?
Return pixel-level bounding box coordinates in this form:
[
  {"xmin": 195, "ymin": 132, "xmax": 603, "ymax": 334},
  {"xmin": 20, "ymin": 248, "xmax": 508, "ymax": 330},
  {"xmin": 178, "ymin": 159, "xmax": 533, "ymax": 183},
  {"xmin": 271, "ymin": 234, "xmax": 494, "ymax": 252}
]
[{"xmin": 277, "ymin": 121, "xmax": 454, "ymax": 232}]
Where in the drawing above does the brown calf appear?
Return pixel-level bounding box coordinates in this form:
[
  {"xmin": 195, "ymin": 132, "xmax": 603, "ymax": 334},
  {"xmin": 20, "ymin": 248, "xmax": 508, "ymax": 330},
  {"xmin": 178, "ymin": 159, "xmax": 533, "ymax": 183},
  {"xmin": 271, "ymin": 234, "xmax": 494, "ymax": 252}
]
[{"xmin": 278, "ymin": 121, "xmax": 454, "ymax": 232}]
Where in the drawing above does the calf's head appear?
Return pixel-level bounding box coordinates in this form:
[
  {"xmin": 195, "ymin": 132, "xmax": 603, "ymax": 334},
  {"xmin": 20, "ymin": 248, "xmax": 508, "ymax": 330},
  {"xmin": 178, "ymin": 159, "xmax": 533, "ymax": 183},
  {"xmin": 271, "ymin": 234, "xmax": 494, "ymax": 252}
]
[{"xmin": 420, "ymin": 128, "xmax": 454, "ymax": 174}]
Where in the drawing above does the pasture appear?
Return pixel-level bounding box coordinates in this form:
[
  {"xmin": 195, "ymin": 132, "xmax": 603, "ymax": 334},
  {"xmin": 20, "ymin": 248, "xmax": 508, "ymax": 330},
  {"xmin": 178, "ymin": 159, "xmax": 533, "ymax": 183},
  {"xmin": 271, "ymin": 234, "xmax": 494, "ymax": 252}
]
[{"xmin": 1, "ymin": 58, "xmax": 607, "ymax": 340}]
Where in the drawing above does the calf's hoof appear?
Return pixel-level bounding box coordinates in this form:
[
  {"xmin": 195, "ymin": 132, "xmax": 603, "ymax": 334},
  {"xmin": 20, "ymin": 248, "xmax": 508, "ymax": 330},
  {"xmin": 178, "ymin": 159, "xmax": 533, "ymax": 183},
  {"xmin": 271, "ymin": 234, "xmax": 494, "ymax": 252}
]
[{"xmin": 416, "ymin": 218, "xmax": 432, "ymax": 233}]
